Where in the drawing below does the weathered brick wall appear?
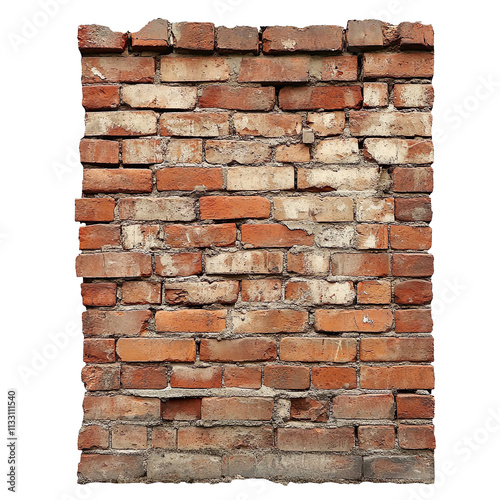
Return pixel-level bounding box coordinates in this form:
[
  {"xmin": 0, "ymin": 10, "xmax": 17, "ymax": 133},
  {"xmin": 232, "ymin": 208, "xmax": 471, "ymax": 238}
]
[{"xmin": 76, "ymin": 19, "xmax": 435, "ymax": 484}]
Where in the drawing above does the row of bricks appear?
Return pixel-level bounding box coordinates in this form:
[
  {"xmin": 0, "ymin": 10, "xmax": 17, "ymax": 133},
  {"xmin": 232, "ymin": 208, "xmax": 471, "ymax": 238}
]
[
  {"xmin": 82, "ymin": 353, "xmax": 434, "ymax": 391},
  {"xmin": 80, "ymin": 222, "xmax": 431, "ymax": 251},
  {"xmin": 79, "ymin": 21, "xmax": 433, "ymax": 55},
  {"xmin": 82, "ymin": 53, "xmax": 433, "ymax": 84},
  {"xmin": 81, "ymin": 309, "xmax": 432, "ymax": 335},
  {"xmin": 79, "ymin": 423, "xmax": 434, "ymax": 452},
  {"xmin": 83, "ymin": 110, "xmax": 434, "ymax": 139},
  {"xmin": 85, "ymin": 337, "xmax": 434, "ymax": 364},
  {"xmin": 79, "ymin": 167, "xmax": 433, "ymax": 194},
  {"xmin": 81, "ymin": 136, "xmax": 433, "ymax": 166},
  {"xmin": 82, "ymin": 279, "xmax": 432, "ymax": 307},
  {"xmin": 76, "ymin": 197, "xmax": 432, "ymax": 223},
  {"xmin": 82, "ymin": 393, "xmax": 433, "ymax": 423},
  {"xmin": 82, "ymin": 394, "xmax": 434, "ymax": 426},
  {"xmin": 76, "ymin": 251, "xmax": 434, "ymax": 278},
  {"xmin": 83, "ymin": 83, "xmax": 434, "ymax": 111},
  {"xmin": 78, "ymin": 451, "xmax": 433, "ymax": 482}
]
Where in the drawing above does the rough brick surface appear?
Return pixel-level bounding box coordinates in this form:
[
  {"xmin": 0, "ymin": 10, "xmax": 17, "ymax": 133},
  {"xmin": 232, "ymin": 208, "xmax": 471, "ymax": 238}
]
[{"xmin": 77, "ymin": 19, "xmax": 435, "ymax": 485}]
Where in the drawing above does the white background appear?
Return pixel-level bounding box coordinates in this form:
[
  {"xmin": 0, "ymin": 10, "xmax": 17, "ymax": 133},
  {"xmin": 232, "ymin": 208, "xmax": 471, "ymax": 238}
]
[{"xmin": 1, "ymin": 0, "xmax": 498, "ymax": 498}]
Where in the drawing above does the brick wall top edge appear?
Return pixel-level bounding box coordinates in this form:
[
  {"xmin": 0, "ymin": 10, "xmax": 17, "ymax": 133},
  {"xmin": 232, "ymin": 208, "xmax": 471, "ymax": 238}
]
[{"xmin": 78, "ymin": 20, "xmax": 434, "ymax": 54}]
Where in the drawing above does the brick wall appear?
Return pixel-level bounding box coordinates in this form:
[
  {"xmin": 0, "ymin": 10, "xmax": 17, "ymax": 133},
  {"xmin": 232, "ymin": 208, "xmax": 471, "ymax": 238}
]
[{"xmin": 76, "ymin": 19, "xmax": 435, "ymax": 484}]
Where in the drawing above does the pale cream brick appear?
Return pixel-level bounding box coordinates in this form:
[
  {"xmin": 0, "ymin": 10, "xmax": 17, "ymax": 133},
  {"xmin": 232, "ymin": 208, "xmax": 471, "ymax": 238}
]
[
  {"xmin": 273, "ymin": 197, "xmax": 354, "ymax": 221},
  {"xmin": 227, "ymin": 167, "xmax": 294, "ymax": 191},
  {"xmin": 297, "ymin": 167, "xmax": 380, "ymax": 191},
  {"xmin": 122, "ymin": 85, "xmax": 197, "ymax": 109},
  {"xmin": 314, "ymin": 139, "xmax": 359, "ymax": 164}
]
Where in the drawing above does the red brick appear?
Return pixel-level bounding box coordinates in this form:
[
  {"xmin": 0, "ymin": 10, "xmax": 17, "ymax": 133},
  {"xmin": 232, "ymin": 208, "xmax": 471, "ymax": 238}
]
[
  {"xmin": 116, "ymin": 338, "xmax": 196, "ymax": 362},
  {"xmin": 80, "ymin": 138, "xmax": 119, "ymax": 164},
  {"xmin": 112, "ymin": 424, "xmax": 148, "ymax": 449},
  {"xmin": 331, "ymin": 253, "xmax": 390, "ymax": 277},
  {"xmin": 393, "ymin": 167, "xmax": 433, "ymax": 193},
  {"xmin": 390, "ymin": 225, "xmax": 432, "ymax": 250},
  {"xmin": 321, "ymin": 56, "xmax": 358, "ymax": 81},
  {"xmin": 346, "ymin": 20, "xmax": 384, "ymax": 51},
  {"xmin": 82, "ymin": 86, "xmax": 120, "ymax": 110},
  {"xmin": 234, "ymin": 113, "xmax": 302, "ymax": 137},
  {"xmin": 151, "ymin": 427, "xmax": 176, "ymax": 448},
  {"xmin": 75, "ymin": 198, "xmax": 115, "ymax": 222},
  {"xmin": 264, "ymin": 365, "xmax": 310, "ymax": 390},
  {"xmin": 358, "ymin": 426, "xmax": 395, "ymax": 450},
  {"xmin": 287, "ymin": 251, "xmax": 330, "ymax": 275},
  {"xmin": 279, "ymin": 86, "xmax": 363, "ymax": 110},
  {"xmin": 233, "ymin": 309, "xmax": 308, "ymax": 334},
  {"xmin": 200, "ymin": 196, "xmax": 270, "ymax": 220},
  {"xmin": 280, "ymin": 338, "xmax": 357, "ymax": 362},
  {"xmin": 200, "ymin": 338, "xmax": 277, "ymax": 362},
  {"xmin": 120, "ymin": 364, "xmax": 167, "ymax": 389},
  {"xmin": 277, "ymin": 427, "xmax": 354, "ymax": 452},
  {"xmin": 82, "ymin": 364, "xmax": 120, "ymax": 391},
  {"xmin": 79, "ymin": 224, "xmax": 120, "ymax": 249},
  {"xmin": 395, "ymin": 309, "xmax": 433, "ymax": 333},
  {"xmin": 315, "ymin": 309, "xmax": 393, "ymax": 333},
  {"xmin": 76, "ymin": 252, "xmax": 152, "ymax": 278},
  {"xmin": 78, "ymin": 25, "xmax": 127, "ymax": 53},
  {"xmin": 238, "ymin": 57, "xmax": 309, "ymax": 83},
  {"xmin": 398, "ymin": 22, "xmax": 434, "ymax": 50},
  {"xmin": 332, "ymin": 394, "xmax": 394, "ymax": 419},
  {"xmin": 394, "ymin": 280, "xmax": 432, "ymax": 305},
  {"xmin": 275, "ymin": 144, "xmax": 311, "ymax": 163},
  {"xmin": 122, "ymin": 281, "xmax": 161, "ymax": 305},
  {"xmin": 155, "ymin": 309, "xmax": 227, "ymax": 332},
  {"xmin": 362, "ymin": 455, "xmax": 434, "ymax": 482},
  {"xmin": 363, "ymin": 53, "xmax": 434, "ymax": 78},
  {"xmin": 311, "ymin": 367, "xmax": 357, "ymax": 389},
  {"xmin": 178, "ymin": 426, "xmax": 273, "ymax": 450},
  {"xmin": 83, "ymin": 395, "xmax": 161, "ymax": 420},
  {"xmin": 162, "ymin": 398, "xmax": 201, "ymax": 420},
  {"xmin": 242, "ymin": 224, "xmax": 314, "ymax": 248},
  {"xmin": 131, "ymin": 19, "xmax": 170, "ymax": 50},
  {"xmin": 171, "ymin": 366, "xmax": 222, "ymax": 388},
  {"xmin": 82, "ymin": 169, "xmax": 152, "ymax": 193},
  {"xmin": 360, "ymin": 365, "xmax": 435, "ymax": 390},
  {"xmin": 155, "ymin": 252, "xmax": 202, "ymax": 277},
  {"xmin": 357, "ymin": 280, "xmax": 391, "ymax": 304},
  {"xmin": 399, "ymin": 425, "xmax": 435, "ymax": 449},
  {"xmin": 216, "ymin": 26, "xmax": 259, "ymax": 54},
  {"xmin": 78, "ymin": 425, "xmax": 109, "ymax": 450},
  {"xmin": 290, "ymin": 398, "xmax": 328, "ymax": 422},
  {"xmin": 164, "ymin": 223, "xmax": 236, "ymax": 247},
  {"xmin": 224, "ymin": 365, "xmax": 262, "ymax": 388},
  {"xmin": 83, "ymin": 339, "xmax": 116, "ymax": 363},
  {"xmin": 200, "ymin": 86, "xmax": 275, "ymax": 111},
  {"xmin": 82, "ymin": 310, "xmax": 151, "ymax": 336},
  {"xmin": 393, "ymin": 253, "xmax": 434, "ymax": 277},
  {"xmin": 157, "ymin": 167, "xmax": 223, "ymax": 191},
  {"xmin": 396, "ymin": 394, "xmax": 435, "ymax": 419},
  {"xmin": 262, "ymin": 25, "xmax": 343, "ymax": 53},
  {"xmin": 81, "ymin": 57, "xmax": 155, "ymax": 83},
  {"xmin": 364, "ymin": 334, "xmax": 433, "ymax": 361},
  {"xmin": 202, "ymin": 397, "xmax": 273, "ymax": 420},
  {"xmin": 81, "ymin": 283, "xmax": 117, "ymax": 307},
  {"xmin": 171, "ymin": 22, "xmax": 215, "ymax": 51},
  {"xmin": 395, "ymin": 197, "xmax": 432, "ymax": 222}
]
